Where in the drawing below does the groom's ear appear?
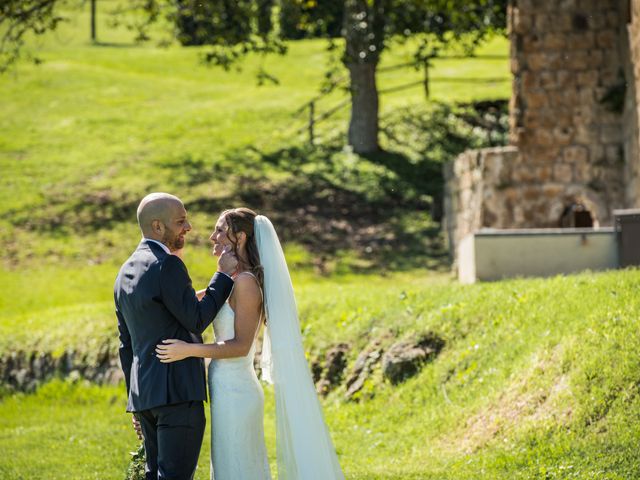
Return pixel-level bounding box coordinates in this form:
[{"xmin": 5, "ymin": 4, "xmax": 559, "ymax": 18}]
[{"xmin": 152, "ymin": 219, "xmax": 164, "ymax": 235}]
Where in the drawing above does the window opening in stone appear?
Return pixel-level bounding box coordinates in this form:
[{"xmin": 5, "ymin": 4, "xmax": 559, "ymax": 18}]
[{"xmin": 559, "ymin": 203, "xmax": 593, "ymax": 228}]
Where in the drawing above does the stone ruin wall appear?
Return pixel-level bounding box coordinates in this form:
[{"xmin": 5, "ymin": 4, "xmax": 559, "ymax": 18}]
[
  {"xmin": 445, "ymin": 0, "xmax": 640, "ymax": 261},
  {"xmin": 626, "ymin": 0, "xmax": 640, "ymax": 205},
  {"xmin": 508, "ymin": 0, "xmax": 627, "ymax": 227}
]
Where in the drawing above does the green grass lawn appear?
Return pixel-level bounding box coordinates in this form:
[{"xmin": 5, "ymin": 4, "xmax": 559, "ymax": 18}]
[
  {"xmin": 0, "ymin": 2, "xmax": 510, "ymax": 271},
  {"xmin": 3, "ymin": 269, "xmax": 640, "ymax": 479},
  {"xmin": 5, "ymin": 4, "xmax": 611, "ymax": 480}
]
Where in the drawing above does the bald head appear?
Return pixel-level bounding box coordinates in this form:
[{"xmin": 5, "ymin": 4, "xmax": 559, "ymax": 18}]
[{"xmin": 137, "ymin": 192, "xmax": 184, "ymax": 238}]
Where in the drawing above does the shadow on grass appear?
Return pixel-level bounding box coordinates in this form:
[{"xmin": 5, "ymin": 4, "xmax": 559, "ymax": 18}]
[{"xmin": 8, "ymin": 100, "xmax": 508, "ymax": 272}]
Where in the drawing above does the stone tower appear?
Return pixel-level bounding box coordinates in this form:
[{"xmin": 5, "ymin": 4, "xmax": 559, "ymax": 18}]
[{"xmin": 445, "ymin": 0, "xmax": 640, "ymax": 261}]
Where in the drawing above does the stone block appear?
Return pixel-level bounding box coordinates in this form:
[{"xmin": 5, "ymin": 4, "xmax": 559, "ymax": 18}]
[
  {"xmin": 563, "ymin": 145, "xmax": 589, "ymax": 164},
  {"xmin": 512, "ymin": 10, "xmax": 534, "ymax": 34},
  {"xmin": 534, "ymin": 128, "xmax": 556, "ymax": 146},
  {"xmin": 567, "ymin": 50, "xmax": 590, "ymax": 70},
  {"xmin": 599, "ymin": 68, "xmax": 619, "ymax": 86},
  {"xmin": 569, "ymin": 31, "xmax": 595, "ymax": 50},
  {"xmin": 574, "ymin": 161, "xmax": 592, "ymax": 182},
  {"xmin": 586, "ymin": 13, "xmax": 606, "ymax": 29},
  {"xmin": 523, "ymin": 34, "xmax": 543, "ymax": 52},
  {"xmin": 590, "ymin": 144, "xmax": 606, "ymax": 162},
  {"xmin": 523, "ymin": 185, "xmax": 541, "ymax": 201},
  {"xmin": 542, "ymin": 183, "xmax": 564, "ymax": 198},
  {"xmin": 553, "ymin": 126, "xmax": 575, "ymax": 144},
  {"xmin": 577, "ymin": 69, "xmax": 599, "ymax": 87},
  {"xmin": 556, "ymin": 89, "xmax": 579, "ymax": 106},
  {"xmin": 557, "ymin": 0, "xmax": 578, "ymax": 9},
  {"xmin": 539, "ymin": 71, "xmax": 558, "ymax": 89},
  {"xmin": 535, "ymin": 165, "xmax": 554, "ymax": 181},
  {"xmin": 577, "ymin": 0, "xmax": 611, "ymax": 10},
  {"xmin": 584, "ymin": 50, "xmax": 609, "ymax": 70},
  {"xmin": 574, "ymin": 124, "xmax": 599, "ymax": 143},
  {"xmin": 459, "ymin": 172, "xmax": 473, "ymax": 191},
  {"xmin": 597, "ymin": 29, "xmax": 618, "ymax": 49},
  {"xmin": 554, "ymin": 163, "xmax": 574, "ymax": 182},
  {"xmin": 577, "ymin": 88, "xmax": 594, "ymax": 103},
  {"xmin": 605, "ymin": 144, "xmax": 622, "ymax": 163},
  {"xmin": 606, "ymin": 10, "xmax": 620, "ymax": 28},
  {"xmin": 527, "ymin": 52, "xmax": 552, "ymax": 71},
  {"xmin": 521, "ymin": 71, "xmax": 539, "ymax": 91},
  {"xmin": 600, "ymin": 124, "xmax": 623, "ymax": 143},
  {"xmin": 551, "ymin": 13, "xmax": 574, "ymax": 32},
  {"xmin": 513, "ymin": 166, "xmax": 536, "ymax": 183},
  {"xmin": 543, "ymin": 33, "xmax": 568, "ymax": 50},
  {"xmin": 510, "ymin": 57, "xmax": 521, "ymax": 75},
  {"xmin": 557, "ymin": 70, "xmax": 573, "ymax": 88},
  {"xmin": 535, "ymin": 14, "xmax": 552, "ymax": 31},
  {"xmin": 525, "ymin": 91, "xmax": 549, "ymax": 109},
  {"xmin": 523, "ymin": 147, "xmax": 559, "ymax": 165}
]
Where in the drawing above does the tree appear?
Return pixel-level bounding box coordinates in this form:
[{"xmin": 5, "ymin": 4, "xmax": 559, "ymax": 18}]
[
  {"xmin": 0, "ymin": 0, "xmax": 507, "ymax": 152},
  {"xmin": 0, "ymin": 0, "xmax": 63, "ymax": 74},
  {"xmin": 160, "ymin": 0, "xmax": 507, "ymax": 153}
]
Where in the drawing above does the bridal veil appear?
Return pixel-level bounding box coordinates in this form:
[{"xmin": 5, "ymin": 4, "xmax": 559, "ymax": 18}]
[{"xmin": 254, "ymin": 215, "xmax": 344, "ymax": 480}]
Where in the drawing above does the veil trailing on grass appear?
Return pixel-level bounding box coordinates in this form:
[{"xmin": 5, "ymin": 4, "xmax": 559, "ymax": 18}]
[{"xmin": 255, "ymin": 215, "xmax": 344, "ymax": 480}]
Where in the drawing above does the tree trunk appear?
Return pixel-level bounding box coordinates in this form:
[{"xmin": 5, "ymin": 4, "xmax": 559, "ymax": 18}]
[
  {"xmin": 343, "ymin": 0, "xmax": 384, "ymax": 154},
  {"xmin": 347, "ymin": 62, "xmax": 380, "ymax": 153}
]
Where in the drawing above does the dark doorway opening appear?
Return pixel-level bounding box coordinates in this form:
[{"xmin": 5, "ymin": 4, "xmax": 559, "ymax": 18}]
[{"xmin": 559, "ymin": 203, "xmax": 593, "ymax": 228}]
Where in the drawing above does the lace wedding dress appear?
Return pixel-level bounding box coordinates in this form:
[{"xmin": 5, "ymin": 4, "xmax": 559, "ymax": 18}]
[{"xmin": 208, "ymin": 296, "xmax": 271, "ymax": 480}]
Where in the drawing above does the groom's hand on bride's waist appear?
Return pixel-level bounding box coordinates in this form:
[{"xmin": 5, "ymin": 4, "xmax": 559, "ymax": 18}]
[{"xmin": 217, "ymin": 245, "xmax": 238, "ymax": 277}]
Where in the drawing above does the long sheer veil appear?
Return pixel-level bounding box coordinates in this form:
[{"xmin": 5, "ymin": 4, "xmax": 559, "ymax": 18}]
[{"xmin": 254, "ymin": 215, "xmax": 344, "ymax": 480}]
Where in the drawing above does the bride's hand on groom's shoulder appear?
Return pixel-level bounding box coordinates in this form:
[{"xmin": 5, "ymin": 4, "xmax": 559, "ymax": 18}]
[{"xmin": 155, "ymin": 339, "xmax": 189, "ymax": 363}]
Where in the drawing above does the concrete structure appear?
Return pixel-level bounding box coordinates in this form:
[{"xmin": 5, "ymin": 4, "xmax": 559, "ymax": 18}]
[
  {"xmin": 458, "ymin": 228, "xmax": 617, "ymax": 283},
  {"xmin": 444, "ymin": 0, "xmax": 640, "ymax": 279}
]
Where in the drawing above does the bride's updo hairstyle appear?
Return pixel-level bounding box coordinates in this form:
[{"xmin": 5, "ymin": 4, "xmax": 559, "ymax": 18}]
[{"xmin": 222, "ymin": 207, "xmax": 264, "ymax": 292}]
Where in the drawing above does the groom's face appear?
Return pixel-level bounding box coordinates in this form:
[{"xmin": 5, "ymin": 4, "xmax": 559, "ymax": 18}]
[{"xmin": 161, "ymin": 203, "xmax": 191, "ymax": 252}]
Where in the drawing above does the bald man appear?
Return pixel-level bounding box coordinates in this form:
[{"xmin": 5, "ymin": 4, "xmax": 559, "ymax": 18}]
[{"xmin": 114, "ymin": 193, "xmax": 237, "ymax": 480}]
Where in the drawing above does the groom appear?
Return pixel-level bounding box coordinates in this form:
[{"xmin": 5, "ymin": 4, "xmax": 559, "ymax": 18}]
[{"xmin": 114, "ymin": 192, "xmax": 236, "ymax": 480}]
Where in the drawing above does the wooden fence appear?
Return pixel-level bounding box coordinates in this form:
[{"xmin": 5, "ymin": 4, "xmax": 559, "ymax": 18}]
[{"xmin": 295, "ymin": 54, "xmax": 509, "ymax": 145}]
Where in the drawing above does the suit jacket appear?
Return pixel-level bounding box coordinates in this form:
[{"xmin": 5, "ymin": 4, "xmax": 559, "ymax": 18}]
[{"xmin": 114, "ymin": 239, "xmax": 233, "ymax": 412}]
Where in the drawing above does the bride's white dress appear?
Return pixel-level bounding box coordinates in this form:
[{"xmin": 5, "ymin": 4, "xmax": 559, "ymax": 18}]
[{"xmin": 208, "ymin": 300, "xmax": 271, "ymax": 480}]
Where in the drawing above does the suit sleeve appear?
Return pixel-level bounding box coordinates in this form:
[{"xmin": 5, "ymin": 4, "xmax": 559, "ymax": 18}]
[
  {"xmin": 159, "ymin": 255, "xmax": 234, "ymax": 335},
  {"xmin": 115, "ymin": 294, "xmax": 133, "ymax": 395}
]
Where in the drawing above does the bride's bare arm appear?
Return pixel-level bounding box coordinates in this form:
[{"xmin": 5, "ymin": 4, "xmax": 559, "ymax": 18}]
[
  {"xmin": 156, "ymin": 274, "xmax": 262, "ymax": 361},
  {"xmin": 196, "ymin": 288, "xmax": 207, "ymax": 301}
]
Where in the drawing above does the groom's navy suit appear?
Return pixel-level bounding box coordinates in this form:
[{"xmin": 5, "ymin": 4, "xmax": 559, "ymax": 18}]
[{"xmin": 115, "ymin": 239, "xmax": 233, "ymax": 480}]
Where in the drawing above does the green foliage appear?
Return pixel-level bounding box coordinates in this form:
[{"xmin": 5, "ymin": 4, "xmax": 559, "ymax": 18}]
[
  {"xmin": 126, "ymin": 443, "xmax": 146, "ymax": 480},
  {"xmin": 0, "ymin": 0, "xmax": 64, "ymax": 72}
]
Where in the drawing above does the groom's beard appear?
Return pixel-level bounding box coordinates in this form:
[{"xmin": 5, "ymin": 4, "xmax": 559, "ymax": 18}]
[{"xmin": 162, "ymin": 229, "xmax": 185, "ymax": 252}]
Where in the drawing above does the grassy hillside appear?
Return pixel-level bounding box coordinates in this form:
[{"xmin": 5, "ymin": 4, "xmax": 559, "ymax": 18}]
[
  {"xmin": 0, "ymin": 2, "xmax": 510, "ymax": 274},
  {"xmin": 8, "ymin": 4, "xmax": 621, "ymax": 480},
  {"xmin": 3, "ymin": 269, "xmax": 640, "ymax": 479}
]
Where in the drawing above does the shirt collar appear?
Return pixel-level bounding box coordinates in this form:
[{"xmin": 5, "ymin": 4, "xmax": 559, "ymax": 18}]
[{"xmin": 144, "ymin": 238, "xmax": 171, "ymax": 255}]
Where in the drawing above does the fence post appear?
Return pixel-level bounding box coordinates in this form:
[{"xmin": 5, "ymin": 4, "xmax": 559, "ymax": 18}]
[
  {"xmin": 308, "ymin": 101, "xmax": 315, "ymax": 145},
  {"xmin": 423, "ymin": 60, "xmax": 430, "ymax": 100},
  {"xmin": 91, "ymin": 0, "xmax": 97, "ymax": 42}
]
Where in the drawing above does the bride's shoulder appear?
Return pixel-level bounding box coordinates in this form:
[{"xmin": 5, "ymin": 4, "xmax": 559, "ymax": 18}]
[{"xmin": 232, "ymin": 272, "xmax": 262, "ymax": 299}]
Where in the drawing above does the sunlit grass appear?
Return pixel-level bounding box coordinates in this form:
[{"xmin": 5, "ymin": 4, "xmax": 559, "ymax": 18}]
[{"xmin": 3, "ymin": 270, "xmax": 640, "ymax": 478}]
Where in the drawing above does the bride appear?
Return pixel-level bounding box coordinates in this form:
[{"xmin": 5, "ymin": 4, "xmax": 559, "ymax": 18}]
[{"xmin": 155, "ymin": 207, "xmax": 344, "ymax": 480}]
